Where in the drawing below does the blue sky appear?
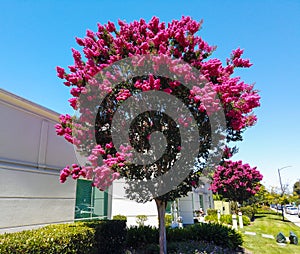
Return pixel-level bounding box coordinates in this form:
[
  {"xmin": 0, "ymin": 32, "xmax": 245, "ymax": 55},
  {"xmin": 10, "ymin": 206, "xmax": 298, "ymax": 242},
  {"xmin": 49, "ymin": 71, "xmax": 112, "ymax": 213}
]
[{"xmin": 1, "ymin": 0, "xmax": 300, "ymax": 191}]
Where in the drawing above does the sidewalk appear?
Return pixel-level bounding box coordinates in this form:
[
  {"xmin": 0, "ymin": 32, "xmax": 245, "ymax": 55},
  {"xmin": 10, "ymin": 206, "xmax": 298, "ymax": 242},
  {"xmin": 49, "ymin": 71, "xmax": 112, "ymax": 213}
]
[{"xmin": 271, "ymin": 208, "xmax": 300, "ymax": 227}]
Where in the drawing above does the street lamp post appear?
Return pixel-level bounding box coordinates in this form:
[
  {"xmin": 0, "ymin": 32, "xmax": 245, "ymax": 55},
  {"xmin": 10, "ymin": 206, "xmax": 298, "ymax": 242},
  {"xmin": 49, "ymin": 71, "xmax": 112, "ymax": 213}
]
[{"xmin": 277, "ymin": 166, "xmax": 292, "ymax": 221}]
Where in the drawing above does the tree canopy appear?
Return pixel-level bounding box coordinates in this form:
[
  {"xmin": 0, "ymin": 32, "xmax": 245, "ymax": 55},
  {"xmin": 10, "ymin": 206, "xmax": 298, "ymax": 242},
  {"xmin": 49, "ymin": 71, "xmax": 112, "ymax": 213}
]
[{"xmin": 55, "ymin": 16, "xmax": 261, "ymax": 253}]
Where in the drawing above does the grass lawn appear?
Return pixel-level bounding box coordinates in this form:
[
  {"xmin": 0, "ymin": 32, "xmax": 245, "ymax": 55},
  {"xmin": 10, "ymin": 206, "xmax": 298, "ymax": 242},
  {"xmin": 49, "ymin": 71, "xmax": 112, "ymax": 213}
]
[{"xmin": 241, "ymin": 211, "xmax": 300, "ymax": 254}]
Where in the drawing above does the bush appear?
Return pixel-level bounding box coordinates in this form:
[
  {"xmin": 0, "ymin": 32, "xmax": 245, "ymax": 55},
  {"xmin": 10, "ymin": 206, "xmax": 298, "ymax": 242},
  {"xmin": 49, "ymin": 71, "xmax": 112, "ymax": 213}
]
[
  {"xmin": 205, "ymin": 214, "xmax": 250, "ymax": 226},
  {"xmin": 206, "ymin": 209, "xmax": 218, "ymax": 216},
  {"xmin": 256, "ymin": 207, "xmax": 278, "ymax": 215},
  {"xmin": 1, "ymin": 220, "xmax": 242, "ymax": 253},
  {"xmin": 0, "ymin": 223, "xmax": 97, "ymax": 254},
  {"xmin": 136, "ymin": 215, "xmax": 148, "ymax": 226},
  {"xmin": 113, "ymin": 214, "xmax": 127, "ymax": 220},
  {"xmin": 220, "ymin": 214, "xmax": 233, "ymax": 225},
  {"xmin": 126, "ymin": 225, "xmax": 159, "ymax": 248},
  {"xmin": 0, "ymin": 220, "xmax": 127, "ymax": 254},
  {"xmin": 165, "ymin": 214, "xmax": 172, "ymax": 228},
  {"xmin": 126, "ymin": 223, "xmax": 242, "ymax": 250},
  {"xmin": 167, "ymin": 223, "xmax": 243, "ymax": 249},
  {"xmin": 84, "ymin": 220, "xmax": 127, "ymax": 254},
  {"xmin": 240, "ymin": 205, "xmax": 257, "ymax": 220},
  {"xmin": 167, "ymin": 240, "xmax": 238, "ymax": 254}
]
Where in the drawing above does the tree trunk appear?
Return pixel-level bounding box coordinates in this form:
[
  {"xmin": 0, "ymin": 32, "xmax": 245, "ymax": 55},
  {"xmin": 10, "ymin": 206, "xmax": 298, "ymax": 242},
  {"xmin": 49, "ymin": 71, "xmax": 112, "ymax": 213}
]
[
  {"xmin": 155, "ymin": 198, "xmax": 167, "ymax": 254},
  {"xmin": 281, "ymin": 203, "xmax": 285, "ymax": 221}
]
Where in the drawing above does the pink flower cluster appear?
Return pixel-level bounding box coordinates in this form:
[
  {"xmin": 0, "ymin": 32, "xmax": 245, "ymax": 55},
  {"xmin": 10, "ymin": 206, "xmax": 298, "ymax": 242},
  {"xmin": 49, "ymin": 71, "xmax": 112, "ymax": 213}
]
[
  {"xmin": 178, "ymin": 115, "xmax": 193, "ymax": 128},
  {"xmin": 87, "ymin": 144, "xmax": 133, "ymax": 190},
  {"xmin": 59, "ymin": 142, "xmax": 133, "ymax": 190},
  {"xmin": 134, "ymin": 74, "xmax": 161, "ymax": 91},
  {"xmin": 60, "ymin": 164, "xmax": 86, "ymax": 183},
  {"xmin": 189, "ymin": 49, "xmax": 260, "ymax": 130},
  {"xmin": 189, "ymin": 85, "xmax": 221, "ymax": 115},
  {"xmin": 55, "ymin": 16, "xmax": 261, "ymax": 192},
  {"xmin": 116, "ymin": 89, "xmax": 131, "ymax": 101},
  {"xmin": 210, "ymin": 160, "xmax": 263, "ymax": 201},
  {"xmin": 55, "ymin": 114, "xmax": 73, "ymax": 143}
]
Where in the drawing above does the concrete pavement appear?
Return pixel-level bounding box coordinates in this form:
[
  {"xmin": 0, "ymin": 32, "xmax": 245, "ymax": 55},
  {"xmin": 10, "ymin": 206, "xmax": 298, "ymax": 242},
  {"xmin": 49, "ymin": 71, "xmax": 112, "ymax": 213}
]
[
  {"xmin": 271, "ymin": 208, "xmax": 300, "ymax": 227},
  {"xmin": 284, "ymin": 212, "xmax": 300, "ymax": 227}
]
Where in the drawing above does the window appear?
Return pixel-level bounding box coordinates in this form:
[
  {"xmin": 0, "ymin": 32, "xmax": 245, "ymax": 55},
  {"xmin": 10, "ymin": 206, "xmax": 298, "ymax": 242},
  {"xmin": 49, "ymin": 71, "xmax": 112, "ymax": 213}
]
[
  {"xmin": 75, "ymin": 179, "xmax": 108, "ymax": 220},
  {"xmin": 199, "ymin": 194, "xmax": 204, "ymax": 209},
  {"xmin": 166, "ymin": 201, "xmax": 172, "ymax": 213}
]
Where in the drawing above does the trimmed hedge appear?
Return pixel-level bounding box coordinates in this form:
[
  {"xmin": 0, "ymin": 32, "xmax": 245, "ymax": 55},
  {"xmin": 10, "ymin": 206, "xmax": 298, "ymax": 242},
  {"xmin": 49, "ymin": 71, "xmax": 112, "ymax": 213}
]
[
  {"xmin": 126, "ymin": 223, "xmax": 243, "ymax": 250},
  {"xmin": 167, "ymin": 223, "xmax": 243, "ymax": 249},
  {"xmin": 0, "ymin": 220, "xmax": 242, "ymax": 252},
  {"xmin": 206, "ymin": 209, "xmax": 218, "ymax": 216},
  {"xmin": 0, "ymin": 220, "xmax": 126, "ymax": 254},
  {"xmin": 205, "ymin": 214, "xmax": 251, "ymax": 226},
  {"xmin": 126, "ymin": 225, "xmax": 159, "ymax": 248},
  {"xmin": 83, "ymin": 220, "xmax": 127, "ymax": 254},
  {"xmin": 112, "ymin": 214, "xmax": 127, "ymax": 220},
  {"xmin": 0, "ymin": 223, "xmax": 96, "ymax": 254}
]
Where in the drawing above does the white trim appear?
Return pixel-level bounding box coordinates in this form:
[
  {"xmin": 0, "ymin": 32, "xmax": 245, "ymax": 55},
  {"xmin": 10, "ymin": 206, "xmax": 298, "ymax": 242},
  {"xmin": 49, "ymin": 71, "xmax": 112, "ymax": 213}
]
[
  {"xmin": 0, "ymin": 158, "xmax": 61, "ymax": 175},
  {"xmin": 0, "ymin": 88, "xmax": 60, "ymax": 122},
  {"xmin": 38, "ymin": 120, "xmax": 49, "ymax": 168}
]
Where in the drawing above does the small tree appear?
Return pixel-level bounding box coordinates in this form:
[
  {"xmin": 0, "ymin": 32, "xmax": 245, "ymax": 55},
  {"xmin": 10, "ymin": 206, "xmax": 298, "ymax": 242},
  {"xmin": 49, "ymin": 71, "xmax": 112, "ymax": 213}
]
[
  {"xmin": 210, "ymin": 160, "xmax": 263, "ymax": 212},
  {"xmin": 136, "ymin": 215, "xmax": 148, "ymax": 226},
  {"xmin": 293, "ymin": 181, "xmax": 300, "ymax": 196},
  {"xmin": 56, "ymin": 17, "xmax": 260, "ymax": 253}
]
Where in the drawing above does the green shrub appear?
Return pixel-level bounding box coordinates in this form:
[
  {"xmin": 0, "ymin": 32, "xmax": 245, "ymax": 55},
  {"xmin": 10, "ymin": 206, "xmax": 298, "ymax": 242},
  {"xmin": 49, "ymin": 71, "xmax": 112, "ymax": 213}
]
[
  {"xmin": 167, "ymin": 240, "xmax": 236, "ymax": 254},
  {"xmin": 205, "ymin": 214, "xmax": 250, "ymax": 226},
  {"xmin": 112, "ymin": 214, "xmax": 127, "ymax": 220},
  {"xmin": 0, "ymin": 223, "xmax": 97, "ymax": 254},
  {"xmin": 0, "ymin": 220, "xmax": 127, "ymax": 254},
  {"xmin": 1, "ymin": 220, "xmax": 242, "ymax": 253},
  {"xmin": 206, "ymin": 208, "xmax": 218, "ymax": 216},
  {"xmin": 84, "ymin": 220, "xmax": 127, "ymax": 254},
  {"xmin": 220, "ymin": 214, "xmax": 233, "ymax": 225},
  {"xmin": 167, "ymin": 223, "xmax": 243, "ymax": 249},
  {"xmin": 144, "ymin": 243, "xmax": 160, "ymax": 254},
  {"xmin": 240, "ymin": 205, "xmax": 257, "ymax": 220},
  {"xmin": 126, "ymin": 225, "xmax": 159, "ymax": 248},
  {"xmin": 242, "ymin": 215, "xmax": 251, "ymax": 226},
  {"xmin": 204, "ymin": 214, "xmax": 217, "ymax": 223},
  {"xmin": 165, "ymin": 214, "xmax": 172, "ymax": 228},
  {"xmin": 136, "ymin": 215, "xmax": 148, "ymax": 226},
  {"xmin": 256, "ymin": 207, "xmax": 278, "ymax": 215},
  {"xmin": 126, "ymin": 222, "xmax": 243, "ymax": 250}
]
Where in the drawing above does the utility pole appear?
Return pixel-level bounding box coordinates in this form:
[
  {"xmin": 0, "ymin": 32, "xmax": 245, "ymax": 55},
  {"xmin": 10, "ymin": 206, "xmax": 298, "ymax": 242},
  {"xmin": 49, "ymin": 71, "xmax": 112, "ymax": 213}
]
[{"xmin": 278, "ymin": 166, "xmax": 292, "ymax": 221}]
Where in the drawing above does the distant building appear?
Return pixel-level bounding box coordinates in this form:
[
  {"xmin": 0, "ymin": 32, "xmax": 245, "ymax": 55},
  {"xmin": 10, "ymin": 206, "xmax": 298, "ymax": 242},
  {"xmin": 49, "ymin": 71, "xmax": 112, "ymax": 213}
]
[{"xmin": 0, "ymin": 89, "xmax": 214, "ymax": 232}]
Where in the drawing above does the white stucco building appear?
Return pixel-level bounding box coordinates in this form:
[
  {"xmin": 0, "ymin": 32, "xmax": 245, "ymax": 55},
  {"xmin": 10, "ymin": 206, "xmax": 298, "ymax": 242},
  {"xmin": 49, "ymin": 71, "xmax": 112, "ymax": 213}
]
[
  {"xmin": 0, "ymin": 89, "xmax": 214, "ymax": 233},
  {"xmin": 0, "ymin": 89, "xmax": 77, "ymax": 233}
]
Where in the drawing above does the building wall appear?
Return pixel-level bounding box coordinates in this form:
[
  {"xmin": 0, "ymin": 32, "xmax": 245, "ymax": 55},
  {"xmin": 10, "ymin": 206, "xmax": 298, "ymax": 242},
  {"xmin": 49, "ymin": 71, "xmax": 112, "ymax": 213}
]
[
  {"xmin": 110, "ymin": 179, "xmax": 214, "ymax": 227},
  {"xmin": 0, "ymin": 89, "xmax": 216, "ymax": 232},
  {"xmin": 0, "ymin": 89, "xmax": 77, "ymax": 233},
  {"xmin": 110, "ymin": 179, "xmax": 158, "ymax": 227},
  {"xmin": 214, "ymin": 201, "xmax": 231, "ymax": 215},
  {"xmin": 178, "ymin": 192, "xmax": 194, "ymax": 224},
  {"xmin": 179, "ymin": 182, "xmax": 214, "ymax": 224}
]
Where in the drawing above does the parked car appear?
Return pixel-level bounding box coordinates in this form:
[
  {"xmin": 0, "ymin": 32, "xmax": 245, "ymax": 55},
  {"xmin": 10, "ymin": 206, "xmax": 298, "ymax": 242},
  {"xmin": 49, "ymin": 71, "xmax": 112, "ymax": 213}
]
[
  {"xmin": 284, "ymin": 205, "xmax": 293, "ymax": 213},
  {"xmin": 288, "ymin": 207, "xmax": 298, "ymax": 215}
]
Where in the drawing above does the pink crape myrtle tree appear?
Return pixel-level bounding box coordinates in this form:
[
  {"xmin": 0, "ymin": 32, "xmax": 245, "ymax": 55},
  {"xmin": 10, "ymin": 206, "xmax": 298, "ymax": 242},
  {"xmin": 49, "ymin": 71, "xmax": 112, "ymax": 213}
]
[
  {"xmin": 210, "ymin": 160, "xmax": 263, "ymax": 212},
  {"xmin": 56, "ymin": 17, "xmax": 260, "ymax": 253}
]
